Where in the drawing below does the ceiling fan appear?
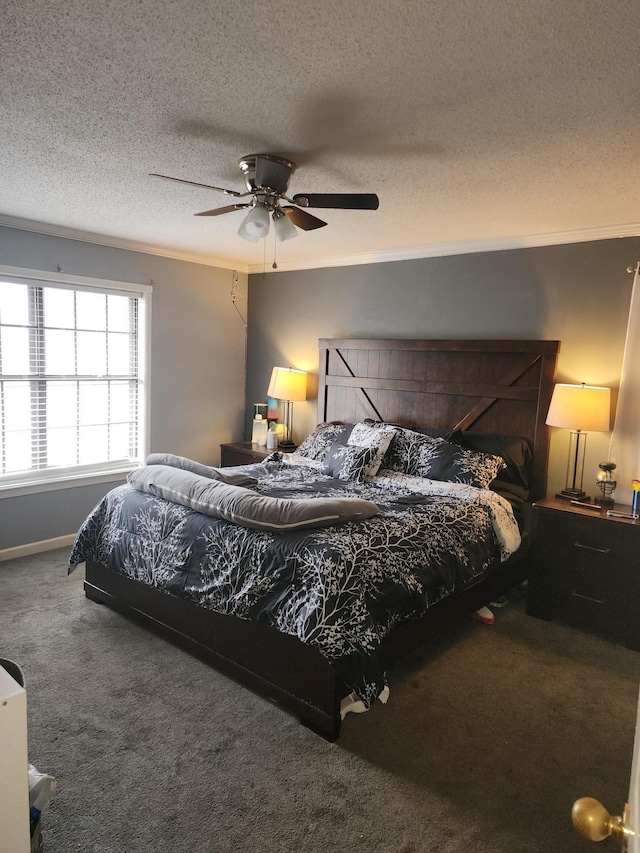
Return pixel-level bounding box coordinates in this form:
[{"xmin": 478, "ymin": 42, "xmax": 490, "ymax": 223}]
[{"xmin": 150, "ymin": 153, "xmax": 379, "ymax": 243}]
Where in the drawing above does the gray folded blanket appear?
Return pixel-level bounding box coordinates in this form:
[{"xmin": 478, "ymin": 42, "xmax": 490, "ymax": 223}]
[
  {"xmin": 146, "ymin": 452, "xmax": 258, "ymax": 488},
  {"xmin": 128, "ymin": 465, "xmax": 378, "ymax": 532}
]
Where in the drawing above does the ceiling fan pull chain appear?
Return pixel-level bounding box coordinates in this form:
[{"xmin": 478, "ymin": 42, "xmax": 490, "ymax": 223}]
[{"xmin": 262, "ymin": 232, "xmax": 267, "ymax": 278}]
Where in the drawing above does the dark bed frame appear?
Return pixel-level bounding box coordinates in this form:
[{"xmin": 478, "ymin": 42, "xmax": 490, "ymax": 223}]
[{"xmin": 84, "ymin": 338, "xmax": 559, "ymax": 740}]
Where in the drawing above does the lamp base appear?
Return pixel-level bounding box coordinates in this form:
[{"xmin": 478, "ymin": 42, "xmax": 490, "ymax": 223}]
[
  {"xmin": 594, "ymin": 495, "xmax": 615, "ymax": 507},
  {"xmin": 555, "ymin": 488, "xmax": 591, "ymax": 502}
]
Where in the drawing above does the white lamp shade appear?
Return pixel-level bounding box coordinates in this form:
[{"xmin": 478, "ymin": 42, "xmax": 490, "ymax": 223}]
[
  {"xmin": 267, "ymin": 367, "xmax": 307, "ymax": 401},
  {"xmin": 237, "ymin": 205, "xmax": 270, "ymax": 242},
  {"xmin": 274, "ymin": 212, "xmax": 298, "ymax": 242},
  {"xmin": 546, "ymin": 383, "xmax": 611, "ymax": 431}
]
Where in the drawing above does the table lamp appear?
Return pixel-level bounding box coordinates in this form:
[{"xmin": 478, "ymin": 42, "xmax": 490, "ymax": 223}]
[
  {"xmin": 266, "ymin": 367, "xmax": 307, "ymax": 446},
  {"xmin": 546, "ymin": 382, "xmax": 611, "ymax": 502}
]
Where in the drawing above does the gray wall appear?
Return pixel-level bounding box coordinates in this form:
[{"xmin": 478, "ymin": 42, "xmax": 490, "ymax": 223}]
[
  {"xmin": 0, "ymin": 226, "xmax": 248, "ymax": 551},
  {"xmin": 246, "ymin": 237, "xmax": 640, "ymax": 499}
]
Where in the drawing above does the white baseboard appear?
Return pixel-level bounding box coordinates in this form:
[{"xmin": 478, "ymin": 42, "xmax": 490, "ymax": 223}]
[{"xmin": 0, "ymin": 534, "xmax": 76, "ymax": 562}]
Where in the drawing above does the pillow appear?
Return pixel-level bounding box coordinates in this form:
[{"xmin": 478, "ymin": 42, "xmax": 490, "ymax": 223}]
[
  {"xmin": 413, "ymin": 426, "xmax": 454, "ymax": 439},
  {"xmin": 128, "ymin": 465, "xmax": 378, "ymax": 531},
  {"xmin": 296, "ymin": 422, "xmax": 354, "ymax": 461},
  {"xmin": 490, "ymin": 481, "xmax": 531, "ymax": 530},
  {"xmin": 364, "ymin": 418, "xmax": 453, "ymax": 440},
  {"xmin": 410, "ymin": 435, "xmax": 506, "ymax": 489},
  {"xmin": 450, "ymin": 432, "xmax": 532, "ymax": 493},
  {"xmin": 321, "ymin": 443, "xmax": 377, "ymax": 482},
  {"xmin": 146, "ymin": 452, "xmax": 258, "ymax": 488},
  {"xmin": 347, "ymin": 422, "xmax": 397, "ymax": 477},
  {"xmin": 361, "ymin": 420, "xmax": 454, "ymax": 473},
  {"xmin": 379, "ymin": 426, "xmax": 451, "ymax": 474}
]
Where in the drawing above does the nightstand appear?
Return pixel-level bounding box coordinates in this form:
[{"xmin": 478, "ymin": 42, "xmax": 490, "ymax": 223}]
[
  {"xmin": 220, "ymin": 441, "xmax": 296, "ymax": 467},
  {"xmin": 526, "ymin": 497, "xmax": 640, "ymax": 650}
]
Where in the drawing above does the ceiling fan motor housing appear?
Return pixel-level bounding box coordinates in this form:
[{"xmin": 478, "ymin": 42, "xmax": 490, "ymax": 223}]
[{"xmin": 238, "ymin": 153, "xmax": 296, "ymax": 195}]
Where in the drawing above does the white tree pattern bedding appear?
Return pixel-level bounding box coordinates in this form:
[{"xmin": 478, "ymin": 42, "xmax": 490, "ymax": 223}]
[{"xmin": 68, "ymin": 454, "xmax": 521, "ymax": 707}]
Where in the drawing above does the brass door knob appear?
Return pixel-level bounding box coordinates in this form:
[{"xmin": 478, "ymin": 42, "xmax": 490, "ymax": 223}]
[{"xmin": 571, "ymin": 797, "xmax": 630, "ymax": 847}]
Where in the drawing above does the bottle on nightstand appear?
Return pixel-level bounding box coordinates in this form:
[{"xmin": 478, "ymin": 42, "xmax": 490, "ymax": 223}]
[
  {"xmin": 251, "ymin": 404, "xmax": 268, "ymax": 446},
  {"xmin": 266, "ymin": 427, "xmax": 279, "ymax": 450}
]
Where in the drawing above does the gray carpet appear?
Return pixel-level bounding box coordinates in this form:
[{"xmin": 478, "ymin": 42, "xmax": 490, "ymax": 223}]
[{"xmin": 1, "ymin": 548, "xmax": 638, "ymax": 853}]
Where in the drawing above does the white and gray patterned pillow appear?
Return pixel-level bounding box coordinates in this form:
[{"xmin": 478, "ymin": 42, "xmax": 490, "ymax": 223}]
[
  {"xmin": 347, "ymin": 423, "xmax": 397, "ymax": 477},
  {"xmin": 321, "ymin": 443, "xmax": 377, "ymax": 482},
  {"xmin": 410, "ymin": 435, "xmax": 506, "ymax": 489},
  {"xmin": 380, "ymin": 427, "xmax": 444, "ymax": 473},
  {"xmin": 296, "ymin": 422, "xmax": 354, "ymax": 462}
]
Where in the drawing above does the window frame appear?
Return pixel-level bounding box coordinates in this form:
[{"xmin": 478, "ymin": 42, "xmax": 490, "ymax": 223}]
[{"xmin": 0, "ymin": 265, "xmax": 151, "ymax": 498}]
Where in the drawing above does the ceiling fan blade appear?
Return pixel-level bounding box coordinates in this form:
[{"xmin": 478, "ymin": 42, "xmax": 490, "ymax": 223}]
[
  {"xmin": 282, "ymin": 206, "xmax": 327, "ymax": 231},
  {"xmin": 150, "ymin": 173, "xmax": 242, "ymax": 197},
  {"xmin": 254, "ymin": 154, "xmax": 294, "ymax": 194},
  {"xmin": 194, "ymin": 204, "xmax": 250, "ymax": 217},
  {"xmin": 292, "ymin": 193, "xmax": 379, "ymax": 210}
]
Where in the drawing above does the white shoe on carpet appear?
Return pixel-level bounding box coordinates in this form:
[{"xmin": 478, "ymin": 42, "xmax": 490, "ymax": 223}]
[{"xmin": 472, "ymin": 606, "xmax": 495, "ymax": 625}]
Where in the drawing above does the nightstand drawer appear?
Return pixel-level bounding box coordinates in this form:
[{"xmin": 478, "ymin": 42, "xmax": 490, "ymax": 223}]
[
  {"xmin": 540, "ymin": 514, "xmax": 635, "ymax": 575},
  {"xmin": 544, "ymin": 531, "xmax": 614, "ymax": 596},
  {"xmin": 541, "ymin": 515, "xmax": 620, "ymax": 555},
  {"xmin": 560, "ymin": 596, "xmax": 616, "ymax": 638},
  {"xmin": 560, "ymin": 555, "xmax": 611, "ymax": 597},
  {"xmin": 558, "ymin": 571, "xmax": 617, "ymax": 637},
  {"xmin": 539, "ymin": 546, "xmax": 618, "ymax": 636}
]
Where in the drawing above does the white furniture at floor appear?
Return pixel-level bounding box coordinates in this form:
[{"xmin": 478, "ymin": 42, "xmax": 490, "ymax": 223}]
[{"xmin": 0, "ymin": 661, "xmax": 30, "ymax": 853}]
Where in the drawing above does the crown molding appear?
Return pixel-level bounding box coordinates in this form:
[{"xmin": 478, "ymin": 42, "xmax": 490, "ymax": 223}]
[
  {"xmin": 0, "ymin": 214, "xmax": 248, "ymax": 273},
  {"xmin": 1, "ymin": 213, "xmax": 638, "ymax": 276},
  {"xmin": 247, "ymin": 221, "xmax": 640, "ymax": 273}
]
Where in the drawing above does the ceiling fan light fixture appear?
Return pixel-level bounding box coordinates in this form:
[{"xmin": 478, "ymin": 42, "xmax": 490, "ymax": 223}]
[
  {"xmin": 274, "ymin": 211, "xmax": 298, "ymax": 242},
  {"xmin": 237, "ymin": 204, "xmax": 270, "ymax": 242}
]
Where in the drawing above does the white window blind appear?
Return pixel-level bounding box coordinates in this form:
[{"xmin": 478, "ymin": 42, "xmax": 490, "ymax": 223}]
[{"xmin": 0, "ymin": 270, "xmax": 150, "ymax": 490}]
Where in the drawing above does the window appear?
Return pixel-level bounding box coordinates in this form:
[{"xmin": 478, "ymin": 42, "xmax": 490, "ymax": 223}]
[{"xmin": 0, "ymin": 268, "xmax": 150, "ymax": 492}]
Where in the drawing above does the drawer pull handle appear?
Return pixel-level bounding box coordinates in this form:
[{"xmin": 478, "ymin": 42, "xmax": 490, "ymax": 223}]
[
  {"xmin": 571, "ymin": 591, "xmax": 606, "ymax": 605},
  {"xmin": 574, "ymin": 542, "xmax": 611, "ymax": 555}
]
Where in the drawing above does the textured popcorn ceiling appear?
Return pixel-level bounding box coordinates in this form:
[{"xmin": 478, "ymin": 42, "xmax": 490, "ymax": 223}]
[{"xmin": 1, "ymin": 0, "xmax": 639, "ymax": 272}]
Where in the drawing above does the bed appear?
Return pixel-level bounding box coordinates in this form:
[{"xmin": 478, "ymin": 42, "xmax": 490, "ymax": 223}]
[{"xmin": 69, "ymin": 338, "xmax": 559, "ymax": 740}]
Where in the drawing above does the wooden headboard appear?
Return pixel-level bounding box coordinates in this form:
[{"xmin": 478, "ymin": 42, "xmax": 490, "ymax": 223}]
[{"xmin": 318, "ymin": 338, "xmax": 559, "ymax": 501}]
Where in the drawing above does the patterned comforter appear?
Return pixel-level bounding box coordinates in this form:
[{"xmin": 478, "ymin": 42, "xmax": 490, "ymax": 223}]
[{"xmin": 68, "ymin": 454, "xmax": 521, "ymax": 707}]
